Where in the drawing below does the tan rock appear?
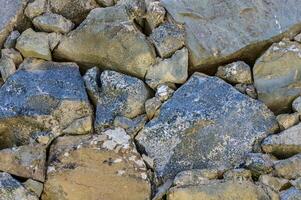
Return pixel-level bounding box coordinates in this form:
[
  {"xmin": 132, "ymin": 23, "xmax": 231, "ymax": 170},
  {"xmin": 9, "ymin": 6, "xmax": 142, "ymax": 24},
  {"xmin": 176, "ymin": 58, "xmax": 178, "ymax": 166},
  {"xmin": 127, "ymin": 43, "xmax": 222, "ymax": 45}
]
[
  {"xmin": 23, "ymin": 179, "xmax": 44, "ymax": 197},
  {"xmin": 259, "ymin": 175, "xmax": 291, "ymax": 192},
  {"xmin": 274, "ymin": 154, "xmax": 301, "ymax": 179},
  {"xmin": 24, "ymin": 0, "xmax": 47, "ymax": 19},
  {"xmin": 145, "ymin": 97, "xmax": 162, "ymax": 120},
  {"xmin": 276, "ymin": 113, "xmax": 300, "ymax": 130},
  {"xmin": 223, "ymin": 168, "xmax": 252, "ymax": 181},
  {"xmin": 216, "ymin": 61, "xmax": 252, "ymax": 84}
]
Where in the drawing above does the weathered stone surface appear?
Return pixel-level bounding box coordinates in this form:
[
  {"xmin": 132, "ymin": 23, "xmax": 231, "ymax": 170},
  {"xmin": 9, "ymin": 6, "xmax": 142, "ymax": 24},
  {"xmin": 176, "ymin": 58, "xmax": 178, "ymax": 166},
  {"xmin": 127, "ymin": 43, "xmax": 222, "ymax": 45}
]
[
  {"xmin": 47, "ymin": 32, "xmax": 62, "ymax": 51},
  {"xmin": 276, "ymin": 113, "xmax": 300, "ymax": 131},
  {"xmin": 145, "ymin": 1, "xmax": 165, "ymax": 33},
  {"xmin": 146, "ymin": 48, "xmax": 188, "ymax": 89},
  {"xmin": 168, "ymin": 181, "xmax": 270, "ymax": 200},
  {"xmin": 96, "ymin": 0, "xmax": 115, "ymax": 7},
  {"xmin": 0, "ymin": 59, "xmax": 93, "ymax": 149},
  {"xmin": 216, "ymin": 61, "xmax": 252, "ymax": 84},
  {"xmin": 1, "ymin": 48, "xmax": 23, "ymax": 66},
  {"xmin": 223, "ymin": 169, "xmax": 252, "ymax": 181},
  {"xmin": 274, "ymin": 154, "xmax": 301, "ymax": 179},
  {"xmin": 262, "ymin": 123, "xmax": 301, "ymax": 158},
  {"xmin": 0, "ymin": 55, "xmax": 16, "ymax": 81},
  {"xmin": 235, "ymin": 83, "xmax": 258, "ymax": 99},
  {"xmin": 24, "ymin": 0, "xmax": 47, "ymax": 19},
  {"xmin": 0, "ymin": 145, "xmax": 46, "ymax": 182},
  {"xmin": 0, "ymin": 0, "xmax": 26, "ymax": 47},
  {"xmin": 95, "ymin": 70, "xmax": 151, "ymax": 132},
  {"xmin": 83, "ymin": 67, "xmax": 101, "ymax": 106},
  {"xmin": 245, "ymin": 153, "xmax": 275, "ymax": 177},
  {"xmin": 280, "ymin": 188, "xmax": 301, "ymax": 200},
  {"xmin": 48, "ymin": 0, "xmax": 99, "ymax": 24},
  {"xmin": 145, "ymin": 97, "xmax": 162, "ymax": 120},
  {"xmin": 3, "ymin": 31, "xmax": 20, "ymax": 49},
  {"xmin": 0, "ymin": 172, "xmax": 38, "ymax": 200},
  {"xmin": 136, "ymin": 73, "xmax": 278, "ymax": 181},
  {"xmin": 149, "ymin": 23, "xmax": 185, "ymax": 58},
  {"xmin": 33, "ymin": 13, "xmax": 74, "ymax": 34},
  {"xmin": 54, "ymin": 6, "xmax": 156, "ymax": 78},
  {"xmin": 116, "ymin": 0, "xmax": 146, "ymax": 24},
  {"xmin": 292, "ymin": 97, "xmax": 301, "ymax": 113},
  {"xmin": 155, "ymin": 84, "xmax": 174, "ymax": 101},
  {"xmin": 259, "ymin": 175, "xmax": 291, "ymax": 192},
  {"xmin": 253, "ymin": 41, "xmax": 301, "ymax": 114},
  {"xmin": 23, "ymin": 179, "xmax": 44, "ymax": 197},
  {"xmin": 16, "ymin": 29, "xmax": 52, "ymax": 61},
  {"xmin": 114, "ymin": 115, "xmax": 147, "ymax": 137},
  {"xmin": 42, "ymin": 128, "xmax": 151, "ymax": 200},
  {"xmin": 295, "ymin": 33, "xmax": 301, "ymax": 43},
  {"xmin": 291, "ymin": 178, "xmax": 301, "ymax": 190},
  {"xmin": 161, "ymin": 0, "xmax": 301, "ymax": 73}
]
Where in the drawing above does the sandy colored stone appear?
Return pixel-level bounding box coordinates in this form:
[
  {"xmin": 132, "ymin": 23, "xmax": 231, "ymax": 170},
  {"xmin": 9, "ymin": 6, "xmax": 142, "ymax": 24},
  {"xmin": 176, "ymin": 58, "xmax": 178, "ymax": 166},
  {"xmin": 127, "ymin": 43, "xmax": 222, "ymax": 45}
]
[
  {"xmin": 24, "ymin": 0, "xmax": 47, "ymax": 19},
  {"xmin": 274, "ymin": 154, "xmax": 301, "ymax": 179},
  {"xmin": 276, "ymin": 113, "xmax": 299, "ymax": 130}
]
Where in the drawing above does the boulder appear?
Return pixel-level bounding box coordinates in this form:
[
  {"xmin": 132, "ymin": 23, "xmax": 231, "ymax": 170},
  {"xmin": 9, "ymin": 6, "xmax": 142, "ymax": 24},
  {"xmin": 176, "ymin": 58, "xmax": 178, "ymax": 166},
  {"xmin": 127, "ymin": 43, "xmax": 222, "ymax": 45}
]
[
  {"xmin": 253, "ymin": 41, "xmax": 301, "ymax": 114},
  {"xmin": 3, "ymin": 30, "xmax": 20, "ymax": 48},
  {"xmin": 32, "ymin": 13, "xmax": 74, "ymax": 34},
  {"xmin": 23, "ymin": 179, "xmax": 44, "ymax": 197},
  {"xmin": 94, "ymin": 70, "xmax": 151, "ymax": 132},
  {"xmin": 274, "ymin": 154, "xmax": 301, "ymax": 179},
  {"xmin": 24, "ymin": 0, "xmax": 47, "ymax": 19},
  {"xmin": 16, "ymin": 29, "xmax": 52, "ymax": 61},
  {"xmin": 0, "ymin": 54, "xmax": 16, "ymax": 81},
  {"xmin": 216, "ymin": 61, "xmax": 252, "ymax": 84},
  {"xmin": 168, "ymin": 181, "xmax": 270, "ymax": 200},
  {"xmin": 245, "ymin": 153, "xmax": 275, "ymax": 177},
  {"xmin": 145, "ymin": 1, "xmax": 166, "ymax": 33},
  {"xmin": 276, "ymin": 113, "xmax": 299, "ymax": 131},
  {"xmin": 42, "ymin": 128, "xmax": 151, "ymax": 200},
  {"xmin": 145, "ymin": 97, "xmax": 162, "ymax": 120},
  {"xmin": 161, "ymin": 0, "xmax": 301, "ymax": 73},
  {"xmin": 48, "ymin": 0, "xmax": 99, "ymax": 24},
  {"xmin": 262, "ymin": 123, "xmax": 301, "ymax": 158},
  {"xmin": 83, "ymin": 67, "xmax": 101, "ymax": 106},
  {"xmin": 0, "ymin": 145, "xmax": 46, "ymax": 182},
  {"xmin": 54, "ymin": 6, "xmax": 156, "ymax": 78},
  {"xmin": 0, "ymin": 172, "xmax": 38, "ymax": 200},
  {"xmin": 0, "ymin": 0, "xmax": 26, "ymax": 47},
  {"xmin": 113, "ymin": 115, "xmax": 147, "ymax": 138},
  {"xmin": 280, "ymin": 188, "xmax": 301, "ymax": 200},
  {"xmin": 136, "ymin": 73, "xmax": 278, "ymax": 181},
  {"xmin": 0, "ymin": 59, "xmax": 93, "ymax": 149},
  {"xmin": 259, "ymin": 175, "xmax": 291, "ymax": 192}
]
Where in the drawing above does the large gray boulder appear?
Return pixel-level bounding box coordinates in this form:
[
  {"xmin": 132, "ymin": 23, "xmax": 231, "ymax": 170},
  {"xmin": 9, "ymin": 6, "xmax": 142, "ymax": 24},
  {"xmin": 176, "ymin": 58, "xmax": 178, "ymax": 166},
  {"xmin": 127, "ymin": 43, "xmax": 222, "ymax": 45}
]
[
  {"xmin": 161, "ymin": 0, "xmax": 301, "ymax": 73},
  {"xmin": 0, "ymin": 0, "xmax": 27, "ymax": 47},
  {"xmin": 54, "ymin": 6, "xmax": 156, "ymax": 78},
  {"xmin": 0, "ymin": 59, "xmax": 93, "ymax": 149},
  {"xmin": 136, "ymin": 73, "xmax": 278, "ymax": 181}
]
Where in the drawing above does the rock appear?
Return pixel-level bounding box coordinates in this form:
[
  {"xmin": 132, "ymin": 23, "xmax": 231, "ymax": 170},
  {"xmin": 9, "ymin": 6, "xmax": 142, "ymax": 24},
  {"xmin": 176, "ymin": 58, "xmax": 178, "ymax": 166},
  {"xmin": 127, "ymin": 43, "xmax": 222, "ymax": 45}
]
[
  {"xmin": 153, "ymin": 179, "xmax": 173, "ymax": 200},
  {"xmin": 149, "ymin": 23, "xmax": 185, "ymax": 58},
  {"xmin": 223, "ymin": 169, "xmax": 252, "ymax": 181},
  {"xmin": 253, "ymin": 41, "xmax": 301, "ymax": 114},
  {"xmin": 161, "ymin": 0, "xmax": 301, "ymax": 73},
  {"xmin": 0, "ymin": 60, "xmax": 93, "ymax": 149},
  {"xmin": 274, "ymin": 154, "xmax": 301, "ymax": 179},
  {"xmin": 262, "ymin": 123, "xmax": 301, "ymax": 158},
  {"xmin": 216, "ymin": 61, "xmax": 252, "ymax": 84},
  {"xmin": 168, "ymin": 181, "xmax": 270, "ymax": 200},
  {"xmin": 291, "ymin": 178, "xmax": 301, "ymax": 190},
  {"xmin": 0, "ymin": 0, "xmax": 26, "ymax": 47},
  {"xmin": 23, "ymin": 179, "xmax": 44, "ymax": 197},
  {"xmin": 95, "ymin": 70, "xmax": 151, "ymax": 132},
  {"xmin": 24, "ymin": 0, "xmax": 47, "ymax": 19},
  {"xmin": 292, "ymin": 97, "xmax": 301, "ymax": 113},
  {"xmin": 295, "ymin": 33, "xmax": 301, "ymax": 43},
  {"xmin": 117, "ymin": 0, "xmax": 146, "ymax": 24},
  {"xmin": 1, "ymin": 48, "xmax": 23, "ymax": 66},
  {"xmin": 83, "ymin": 67, "xmax": 101, "ymax": 106},
  {"xmin": 33, "ymin": 13, "xmax": 74, "ymax": 34},
  {"xmin": 173, "ymin": 169, "xmax": 222, "ymax": 187},
  {"xmin": 96, "ymin": 0, "xmax": 115, "ymax": 7},
  {"xmin": 245, "ymin": 153, "xmax": 275, "ymax": 178},
  {"xmin": 42, "ymin": 128, "xmax": 151, "ymax": 200},
  {"xmin": 145, "ymin": 48, "xmax": 188, "ymax": 89},
  {"xmin": 16, "ymin": 29, "xmax": 52, "ymax": 61},
  {"xmin": 114, "ymin": 115, "xmax": 147, "ymax": 137},
  {"xmin": 145, "ymin": 97, "xmax": 162, "ymax": 120},
  {"xmin": 136, "ymin": 73, "xmax": 278, "ymax": 181},
  {"xmin": 3, "ymin": 30, "xmax": 20, "ymax": 48},
  {"xmin": 47, "ymin": 32, "xmax": 62, "ymax": 51},
  {"xmin": 145, "ymin": 1, "xmax": 166, "ymax": 33},
  {"xmin": 277, "ymin": 113, "xmax": 300, "ymax": 130},
  {"xmin": 259, "ymin": 175, "xmax": 291, "ymax": 192},
  {"xmin": 280, "ymin": 188, "xmax": 301, "ymax": 200},
  {"xmin": 48, "ymin": 0, "xmax": 99, "ymax": 24},
  {"xmin": 155, "ymin": 84, "xmax": 174, "ymax": 101},
  {"xmin": 54, "ymin": 6, "xmax": 156, "ymax": 78},
  {"xmin": 0, "ymin": 145, "xmax": 46, "ymax": 182},
  {"xmin": 0, "ymin": 55, "xmax": 16, "ymax": 81},
  {"xmin": 0, "ymin": 172, "xmax": 38, "ymax": 200},
  {"xmin": 235, "ymin": 83, "xmax": 258, "ymax": 99}
]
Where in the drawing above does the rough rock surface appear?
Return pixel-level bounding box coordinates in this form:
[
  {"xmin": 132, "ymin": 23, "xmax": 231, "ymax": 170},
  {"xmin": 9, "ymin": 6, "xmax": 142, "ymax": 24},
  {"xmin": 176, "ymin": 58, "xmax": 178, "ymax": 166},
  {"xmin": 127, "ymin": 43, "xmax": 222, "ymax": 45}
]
[
  {"xmin": 253, "ymin": 41, "xmax": 301, "ymax": 114},
  {"xmin": 42, "ymin": 128, "xmax": 151, "ymax": 200},
  {"xmin": 280, "ymin": 188, "xmax": 301, "ymax": 200},
  {"xmin": 137, "ymin": 73, "xmax": 278, "ymax": 181},
  {"xmin": 94, "ymin": 70, "xmax": 151, "ymax": 132},
  {"xmin": 292, "ymin": 97, "xmax": 301, "ymax": 113},
  {"xmin": 161, "ymin": 0, "xmax": 301, "ymax": 73},
  {"xmin": 262, "ymin": 123, "xmax": 301, "ymax": 158},
  {"xmin": 0, "ymin": 172, "xmax": 38, "ymax": 200},
  {"xmin": 274, "ymin": 154, "xmax": 301, "ymax": 179},
  {"xmin": 245, "ymin": 153, "xmax": 275, "ymax": 177},
  {"xmin": 216, "ymin": 61, "xmax": 252, "ymax": 84},
  {"xmin": 0, "ymin": 60, "xmax": 93, "ymax": 149},
  {"xmin": 276, "ymin": 113, "xmax": 299, "ymax": 131},
  {"xmin": 54, "ymin": 6, "xmax": 156, "ymax": 78},
  {"xmin": 3, "ymin": 31, "xmax": 20, "ymax": 49},
  {"xmin": 0, "ymin": 145, "xmax": 46, "ymax": 182},
  {"xmin": 259, "ymin": 175, "xmax": 290, "ymax": 192},
  {"xmin": 0, "ymin": 0, "xmax": 26, "ymax": 47}
]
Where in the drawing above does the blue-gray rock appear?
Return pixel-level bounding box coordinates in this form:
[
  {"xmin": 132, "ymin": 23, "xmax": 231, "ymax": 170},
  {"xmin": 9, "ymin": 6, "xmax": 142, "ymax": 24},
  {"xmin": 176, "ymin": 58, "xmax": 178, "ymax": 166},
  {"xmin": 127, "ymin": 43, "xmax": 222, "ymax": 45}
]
[
  {"xmin": 161, "ymin": 0, "xmax": 301, "ymax": 73},
  {"xmin": 136, "ymin": 73, "xmax": 278, "ymax": 181},
  {"xmin": 280, "ymin": 188, "xmax": 301, "ymax": 200},
  {"xmin": 0, "ymin": 59, "xmax": 93, "ymax": 149},
  {"xmin": 94, "ymin": 70, "xmax": 152, "ymax": 132}
]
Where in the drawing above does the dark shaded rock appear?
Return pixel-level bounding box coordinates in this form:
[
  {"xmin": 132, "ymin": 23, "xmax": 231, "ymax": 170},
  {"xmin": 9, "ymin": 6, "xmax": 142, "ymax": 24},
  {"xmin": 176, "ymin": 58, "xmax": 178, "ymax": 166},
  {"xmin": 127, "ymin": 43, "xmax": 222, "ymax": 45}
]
[
  {"xmin": 161, "ymin": 0, "xmax": 301, "ymax": 73},
  {"xmin": 223, "ymin": 169, "xmax": 252, "ymax": 181},
  {"xmin": 3, "ymin": 30, "xmax": 20, "ymax": 49},
  {"xmin": 245, "ymin": 153, "xmax": 275, "ymax": 178},
  {"xmin": 274, "ymin": 154, "xmax": 301, "ymax": 179},
  {"xmin": 54, "ymin": 5, "xmax": 156, "ymax": 78},
  {"xmin": 0, "ymin": 59, "xmax": 93, "ymax": 149},
  {"xmin": 235, "ymin": 83, "xmax": 258, "ymax": 99},
  {"xmin": 83, "ymin": 67, "xmax": 101, "ymax": 106},
  {"xmin": 136, "ymin": 73, "xmax": 278, "ymax": 181},
  {"xmin": 113, "ymin": 115, "xmax": 147, "ymax": 137}
]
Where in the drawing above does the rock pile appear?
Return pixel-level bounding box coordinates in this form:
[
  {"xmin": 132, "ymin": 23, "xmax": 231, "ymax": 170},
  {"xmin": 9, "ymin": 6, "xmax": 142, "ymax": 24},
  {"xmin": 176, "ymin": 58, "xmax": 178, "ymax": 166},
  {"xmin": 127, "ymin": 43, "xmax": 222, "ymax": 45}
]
[{"xmin": 0, "ymin": 0, "xmax": 301, "ymax": 199}]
